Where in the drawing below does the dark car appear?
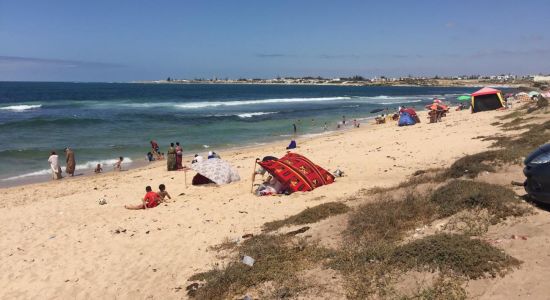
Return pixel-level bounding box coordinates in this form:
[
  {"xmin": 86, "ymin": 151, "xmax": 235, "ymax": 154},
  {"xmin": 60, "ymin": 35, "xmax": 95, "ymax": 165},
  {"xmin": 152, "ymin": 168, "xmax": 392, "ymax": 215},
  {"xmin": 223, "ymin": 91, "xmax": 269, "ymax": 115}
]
[{"xmin": 524, "ymin": 143, "xmax": 550, "ymax": 203}]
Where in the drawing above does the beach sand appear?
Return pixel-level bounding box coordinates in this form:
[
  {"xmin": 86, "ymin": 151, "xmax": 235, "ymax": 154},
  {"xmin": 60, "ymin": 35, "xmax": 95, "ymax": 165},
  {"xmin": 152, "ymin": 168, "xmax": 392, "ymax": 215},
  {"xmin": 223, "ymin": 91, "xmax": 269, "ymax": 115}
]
[{"xmin": 0, "ymin": 107, "xmax": 547, "ymax": 299}]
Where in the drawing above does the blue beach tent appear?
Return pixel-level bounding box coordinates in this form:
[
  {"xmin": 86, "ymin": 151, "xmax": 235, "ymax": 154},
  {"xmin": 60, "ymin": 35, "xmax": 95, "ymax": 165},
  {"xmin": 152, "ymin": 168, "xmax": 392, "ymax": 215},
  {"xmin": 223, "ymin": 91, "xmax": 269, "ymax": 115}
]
[{"xmin": 398, "ymin": 112, "xmax": 416, "ymax": 126}]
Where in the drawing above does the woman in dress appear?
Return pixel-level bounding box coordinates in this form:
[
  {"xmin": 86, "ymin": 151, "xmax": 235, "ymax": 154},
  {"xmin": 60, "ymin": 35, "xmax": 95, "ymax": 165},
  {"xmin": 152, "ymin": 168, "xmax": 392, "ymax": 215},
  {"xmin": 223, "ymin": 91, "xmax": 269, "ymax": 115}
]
[
  {"xmin": 65, "ymin": 147, "xmax": 76, "ymax": 176},
  {"xmin": 175, "ymin": 142, "xmax": 183, "ymax": 169},
  {"xmin": 167, "ymin": 143, "xmax": 177, "ymax": 171}
]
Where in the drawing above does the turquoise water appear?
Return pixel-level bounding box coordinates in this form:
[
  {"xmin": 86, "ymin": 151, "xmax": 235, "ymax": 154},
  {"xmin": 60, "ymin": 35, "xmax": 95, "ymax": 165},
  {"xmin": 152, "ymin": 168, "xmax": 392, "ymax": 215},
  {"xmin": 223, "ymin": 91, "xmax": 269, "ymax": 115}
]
[{"xmin": 0, "ymin": 82, "xmax": 477, "ymax": 185}]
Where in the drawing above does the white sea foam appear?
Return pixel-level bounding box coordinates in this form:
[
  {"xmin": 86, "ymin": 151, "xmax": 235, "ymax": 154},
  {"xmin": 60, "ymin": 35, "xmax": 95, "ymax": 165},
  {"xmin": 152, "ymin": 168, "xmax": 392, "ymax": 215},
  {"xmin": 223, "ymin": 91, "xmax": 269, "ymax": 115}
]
[
  {"xmin": 378, "ymin": 99, "xmax": 424, "ymax": 105},
  {"xmin": 0, "ymin": 104, "xmax": 42, "ymax": 112},
  {"xmin": 173, "ymin": 96, "xmax": 351, "ymax": 109},
  {"xmin": 1, "ymin": 157, "xmax": 133, "ymax": 181},
  {"xmin": 237, "ymin": 112, "xmax": 277, "ymax": 118}
]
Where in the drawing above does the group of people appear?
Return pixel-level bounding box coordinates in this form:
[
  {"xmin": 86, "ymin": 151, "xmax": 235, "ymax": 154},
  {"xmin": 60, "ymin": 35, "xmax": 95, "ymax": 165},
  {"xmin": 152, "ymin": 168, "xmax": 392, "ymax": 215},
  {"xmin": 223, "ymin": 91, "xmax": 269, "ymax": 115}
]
[
  {"xmin": 47, "ymin": 147, "xmax": 126, "ymax": 180},
  {"xmin": 166, "ymin": 142, "xmax": 184, "ymax": 171},
  {"xmin": 47, "ymin": 147, "xmax": 75, "ymax": 180},
  {"xmin": 125, "ymin": 184, "xmax": 172, "ymax": 210}
]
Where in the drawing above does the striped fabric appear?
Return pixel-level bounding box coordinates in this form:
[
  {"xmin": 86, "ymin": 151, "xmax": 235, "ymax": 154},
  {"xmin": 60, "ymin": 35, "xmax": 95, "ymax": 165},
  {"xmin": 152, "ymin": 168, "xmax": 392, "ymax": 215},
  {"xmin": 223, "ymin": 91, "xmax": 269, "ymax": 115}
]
[{"xmin": 258, "ymin": 153, "xmax": 335, "ymax": 193}]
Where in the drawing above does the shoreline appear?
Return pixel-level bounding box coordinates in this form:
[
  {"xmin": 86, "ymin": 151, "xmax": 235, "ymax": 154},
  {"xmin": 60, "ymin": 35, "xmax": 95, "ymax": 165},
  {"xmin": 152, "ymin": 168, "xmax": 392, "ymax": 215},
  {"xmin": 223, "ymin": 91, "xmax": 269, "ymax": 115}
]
[
  {"xmin": 0, "ymin": 116, "xmax": 371, "ymax": 189},
  {"xmin": 0, "ymin": 106, "xmax": 528, "ymax": 299}
]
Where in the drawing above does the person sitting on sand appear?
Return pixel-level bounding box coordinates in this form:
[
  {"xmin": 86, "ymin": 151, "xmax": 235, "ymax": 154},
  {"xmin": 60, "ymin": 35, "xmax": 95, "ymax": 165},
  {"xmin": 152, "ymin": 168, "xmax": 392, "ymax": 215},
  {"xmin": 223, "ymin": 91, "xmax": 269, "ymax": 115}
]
[
  {"xmin": 114, "ymin": 156, "xmax": 124, "ymax": 171},
  {"xmin": 146, "ymin": 152, "xmax": 154, "ymax": 162},
  {"xmin": 94, "ymin": 164, "xmax": 103, "ymax": 174},
  {"xmin": 125, "ymin": 186, "xmax": 160, "ymax": 210},
  {"xmin": 157, "ymin": 184, "xmax": 171, "ymax": 202}
]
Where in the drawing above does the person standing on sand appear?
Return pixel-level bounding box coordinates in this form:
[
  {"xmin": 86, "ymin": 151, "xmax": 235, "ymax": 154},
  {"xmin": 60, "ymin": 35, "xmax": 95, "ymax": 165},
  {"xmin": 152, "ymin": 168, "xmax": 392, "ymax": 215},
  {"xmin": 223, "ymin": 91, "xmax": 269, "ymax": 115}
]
[
  {"xmin": 64, "ymin": 147, "xmax": 75, "ymax": 176},
  {"xmin": 167, "ymin": 143, "xmax": 177, "ymax": 171},
  {"xmin": 48, "ymin": 151, "xmax": 62, "ymax": 180},
  {"xmin": 175, "ymin": 142, "xmax": 183, "ymax": 169}
]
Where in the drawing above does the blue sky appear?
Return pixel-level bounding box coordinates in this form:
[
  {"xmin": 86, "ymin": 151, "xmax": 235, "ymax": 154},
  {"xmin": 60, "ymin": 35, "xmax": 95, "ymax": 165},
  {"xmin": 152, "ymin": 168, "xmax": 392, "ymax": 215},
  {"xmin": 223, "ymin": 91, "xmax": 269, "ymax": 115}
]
[{"xmin": 0, "ymin": 0, "xmax": 549, "ymax": 81}]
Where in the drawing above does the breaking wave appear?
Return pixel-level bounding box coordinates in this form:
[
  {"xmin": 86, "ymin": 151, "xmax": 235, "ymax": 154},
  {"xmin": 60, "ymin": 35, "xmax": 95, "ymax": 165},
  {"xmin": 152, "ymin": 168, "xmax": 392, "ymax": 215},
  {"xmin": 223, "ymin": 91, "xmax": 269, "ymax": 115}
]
[
  {"xmin": 1, "ymin": 157, "xmax": 133, "ymax": 181},
  {"xmin": 0, "ymin": 104, "xmax": 42, "ymax": 112}
]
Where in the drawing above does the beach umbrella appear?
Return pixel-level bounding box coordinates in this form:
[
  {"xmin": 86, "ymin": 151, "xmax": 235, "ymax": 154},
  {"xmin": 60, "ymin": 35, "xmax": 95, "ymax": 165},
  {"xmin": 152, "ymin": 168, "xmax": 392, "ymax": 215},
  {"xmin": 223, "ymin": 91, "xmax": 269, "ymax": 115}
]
[
  {"xmin": 191, "ymin": 158, "xmax": 240, "ymax": 185},
  {"xmin": 370, "ymin": 108, "xmax": 384, "ymax": 113},
  {"xmin": 457, "ymin": 95, "xmax": 471, "ymax": 101},
  {"xmin": 528, "ymin": 91, "xmax": 540, "ymax": 98}
]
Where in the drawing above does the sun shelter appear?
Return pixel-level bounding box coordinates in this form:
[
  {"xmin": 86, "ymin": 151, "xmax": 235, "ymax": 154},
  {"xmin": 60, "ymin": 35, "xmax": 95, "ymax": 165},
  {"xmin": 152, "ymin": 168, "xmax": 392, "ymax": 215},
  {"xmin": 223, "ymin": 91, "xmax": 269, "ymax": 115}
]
[
  {"xmin": 191, "ymin": 158, "xmax": 240, "ymax": 185},
  {"xmin": 398, "ymin": 111, "xmax": 416, "ymax": 126},
  {"xmin": 471, "ymin": 87, "xmax": 505, "ymax": 113},
  {"xmin": 257, "ymin": 153, "xmax": 334, "ymax": 193}
]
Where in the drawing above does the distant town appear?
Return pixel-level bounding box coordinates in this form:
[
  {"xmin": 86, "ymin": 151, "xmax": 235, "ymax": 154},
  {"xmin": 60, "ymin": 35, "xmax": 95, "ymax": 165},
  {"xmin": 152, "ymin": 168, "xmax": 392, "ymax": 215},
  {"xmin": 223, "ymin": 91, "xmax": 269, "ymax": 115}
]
[{"xmin": 141, "ymin": 74, "xmax": 550, "ymax": 87}]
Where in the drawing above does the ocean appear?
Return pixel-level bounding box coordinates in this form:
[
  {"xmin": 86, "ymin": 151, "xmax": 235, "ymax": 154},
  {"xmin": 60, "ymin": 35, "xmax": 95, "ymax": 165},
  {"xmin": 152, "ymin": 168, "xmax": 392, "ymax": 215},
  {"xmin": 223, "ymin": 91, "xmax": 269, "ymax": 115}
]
[{"xmin": 0, "ymin": 82, "xmax": 477, "ymax": 186}]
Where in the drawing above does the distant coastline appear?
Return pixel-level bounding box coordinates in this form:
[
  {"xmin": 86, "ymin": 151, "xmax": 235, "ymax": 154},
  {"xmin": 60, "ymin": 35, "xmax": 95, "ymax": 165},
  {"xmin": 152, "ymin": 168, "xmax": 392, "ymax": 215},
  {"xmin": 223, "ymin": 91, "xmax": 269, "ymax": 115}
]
[{"xmin": 134, "ymin": 77, "xmax": 538, "ymax": 88}]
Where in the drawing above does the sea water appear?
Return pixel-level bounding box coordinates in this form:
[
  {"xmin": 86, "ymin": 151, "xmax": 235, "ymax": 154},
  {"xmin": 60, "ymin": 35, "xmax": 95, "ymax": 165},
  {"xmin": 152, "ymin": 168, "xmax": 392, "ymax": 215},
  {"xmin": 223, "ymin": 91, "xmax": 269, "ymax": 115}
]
[{"xmin": 0, "ymin": 82, "xmax": 476, "ymax": 185}]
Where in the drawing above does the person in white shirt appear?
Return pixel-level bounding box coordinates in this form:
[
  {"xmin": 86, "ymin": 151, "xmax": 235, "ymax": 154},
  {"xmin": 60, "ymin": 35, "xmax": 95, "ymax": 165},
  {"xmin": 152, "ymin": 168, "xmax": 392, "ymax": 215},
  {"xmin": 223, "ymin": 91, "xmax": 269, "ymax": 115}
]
[{"xmin": 48, "ymin": 151, "xmax": 62, "ymax": 180}]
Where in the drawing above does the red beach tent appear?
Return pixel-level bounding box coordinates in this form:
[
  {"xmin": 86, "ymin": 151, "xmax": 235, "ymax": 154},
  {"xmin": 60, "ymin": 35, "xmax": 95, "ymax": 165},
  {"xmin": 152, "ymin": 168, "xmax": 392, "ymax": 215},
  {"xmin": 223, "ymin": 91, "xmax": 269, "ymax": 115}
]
[{"xmin": 471, "ymin": 87, "xmax": 505, "ymax": 113}]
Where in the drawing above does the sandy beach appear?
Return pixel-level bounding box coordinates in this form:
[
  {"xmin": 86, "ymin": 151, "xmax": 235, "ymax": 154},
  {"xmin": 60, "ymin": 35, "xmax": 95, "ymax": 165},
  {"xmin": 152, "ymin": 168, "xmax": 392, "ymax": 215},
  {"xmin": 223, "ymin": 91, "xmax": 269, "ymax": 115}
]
[{"xmin": 1, "ymin": 106, "xmax": 549, "ymax": 299}]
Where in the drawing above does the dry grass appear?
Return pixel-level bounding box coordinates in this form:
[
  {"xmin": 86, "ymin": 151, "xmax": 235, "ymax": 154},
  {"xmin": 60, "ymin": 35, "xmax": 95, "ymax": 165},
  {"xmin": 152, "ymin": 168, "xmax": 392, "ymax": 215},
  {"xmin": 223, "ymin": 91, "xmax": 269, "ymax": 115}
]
[
  {"xmin": 403, "ymin": 275, "xmax": 467, "ymax": 300},
  {"xmin": 189, "ymin": 234, "xmax": 329, "ymax": 299},
  {"xmin": 498, "ymin": 110, "xmax": 525, "ymax": 120},
  {"xmin": 263, "ymin": 202, "xmax": 349, "ymax": 232},
  {"xmin": 331, "ymin": 178, "xmax": 529, "ymax": 298},
  {"xmin": 390, "ymin": 234, "xmax": 521, "ymax": 279},
  {"xmin": 347, "ymin": 192, "xmax": 437, "ymax": 245},
  {"xmin": 444, "ymin": 151, "xmax": 499, "ymax": 178},
  {"xmin": 430, "ymin": 180, "xmax": 531, "ymax": 224}
]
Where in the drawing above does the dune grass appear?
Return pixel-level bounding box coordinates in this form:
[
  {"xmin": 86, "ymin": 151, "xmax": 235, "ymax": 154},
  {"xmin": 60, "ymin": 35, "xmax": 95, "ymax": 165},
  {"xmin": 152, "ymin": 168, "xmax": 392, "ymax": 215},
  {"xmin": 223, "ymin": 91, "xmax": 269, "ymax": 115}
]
[
  {"xmin": 391, "ymin": 233, "xmax": 521, "ymax": 279},
  {"xmin": 263, "ymin": 202, "xmax": 349, "ymax": 232},
  {"xmin": 189, "ymin": 234, "xmax": 329, "ymax": 299}
]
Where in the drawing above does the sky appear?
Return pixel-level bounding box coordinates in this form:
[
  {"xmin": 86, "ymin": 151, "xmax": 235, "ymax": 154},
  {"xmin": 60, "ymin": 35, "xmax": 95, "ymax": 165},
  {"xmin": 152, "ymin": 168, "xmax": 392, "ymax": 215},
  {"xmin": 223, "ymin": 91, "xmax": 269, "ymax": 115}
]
[{"xmin": 0, "ymin": 0, "xmax": 549, "ymax": 81}]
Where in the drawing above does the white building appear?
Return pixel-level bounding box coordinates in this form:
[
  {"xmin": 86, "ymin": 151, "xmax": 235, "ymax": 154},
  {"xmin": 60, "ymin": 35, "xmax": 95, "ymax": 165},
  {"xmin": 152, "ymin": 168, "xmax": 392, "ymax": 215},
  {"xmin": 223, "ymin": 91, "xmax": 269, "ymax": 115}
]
[{"xmin": 534, "ymin": 75, "xmax": 550, "ymax": 82}]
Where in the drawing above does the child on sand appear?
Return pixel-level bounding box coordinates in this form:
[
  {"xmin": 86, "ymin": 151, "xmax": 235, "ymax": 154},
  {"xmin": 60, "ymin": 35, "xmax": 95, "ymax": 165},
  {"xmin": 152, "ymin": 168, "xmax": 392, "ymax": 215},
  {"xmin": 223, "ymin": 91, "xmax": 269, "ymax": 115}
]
[
  {"xmin": 94, "ymin": 164, "xmax": 103, "ymax": 174},
  {"xmin": 125, "ymin": 186, "xmax": 160, "ymax": 210},
  {"xmin": 114, "ymin": 156, "xmax": 123, "ymax": 171},
  {"xmin": 157, "ymin": 184, "xmax": 172, "ymax": 202}
]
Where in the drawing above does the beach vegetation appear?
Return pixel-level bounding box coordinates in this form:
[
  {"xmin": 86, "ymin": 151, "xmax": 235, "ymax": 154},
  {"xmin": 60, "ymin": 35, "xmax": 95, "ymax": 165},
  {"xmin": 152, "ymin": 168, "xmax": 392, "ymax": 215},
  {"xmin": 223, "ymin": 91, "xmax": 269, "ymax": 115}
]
[
  {"xmin": 498, "ymin": 110, "xmax": 525, "ymax": 120},
  {"xmin": 347, "ymin": 192, "xmax": 437, "ymax": 244},
  {"xmin": 188, "ymin": 234, "xmax": 329, "ymax": 299},
  {"xmin": 263, "ymin": 202, "xmax": 349, "ymax": 232},
  {"xmin": 430, "ymin": 180, "xmax": 531, "ymax": 224},
  {"xmin": 402, "ymin": 275, "xmax": 467, "ymax": 300},
  {"xmin": 390, "ymin": 233, "xmax": 521, "ymax": 279}
]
